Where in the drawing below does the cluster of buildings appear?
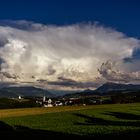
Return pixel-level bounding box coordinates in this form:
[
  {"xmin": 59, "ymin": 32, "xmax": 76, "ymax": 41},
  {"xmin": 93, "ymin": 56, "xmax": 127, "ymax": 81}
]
[
  {"xmin": 35, "ymin": 96, "xmax": 87, "ymax": 107},
  {"xmin": 36, "ymin": 96, "xmax": 64, "ymax": 107}
]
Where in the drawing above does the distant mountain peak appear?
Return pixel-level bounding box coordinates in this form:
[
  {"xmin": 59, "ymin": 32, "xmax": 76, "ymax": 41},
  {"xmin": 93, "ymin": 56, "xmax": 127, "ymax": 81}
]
[
  {"xmin": 96, "ymin": 82, "xmax": 140, "ymax": 93},
  {"xmin": 0, "ymin": 86, "xmax": 55, "ymax": 98}
]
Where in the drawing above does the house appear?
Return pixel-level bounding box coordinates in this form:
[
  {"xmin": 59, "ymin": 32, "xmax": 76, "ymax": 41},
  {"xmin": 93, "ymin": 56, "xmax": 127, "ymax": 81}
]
[
  {"xmin": 18, "ymin": 96, "xmax": 23, "ymax": 100},
  {"xmin": 55, "ymin": 101, "xmax": 63, "ymax": 106},
  {"xmin": 44, "ymin": 98, "xmax": 53, "ymax": 107}
]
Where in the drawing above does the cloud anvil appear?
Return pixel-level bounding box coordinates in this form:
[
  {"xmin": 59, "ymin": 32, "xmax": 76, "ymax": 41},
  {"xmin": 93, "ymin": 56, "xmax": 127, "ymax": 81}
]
[{"xmin": 0, "ymin": 20, "xmax": 140, "ymax": 89}]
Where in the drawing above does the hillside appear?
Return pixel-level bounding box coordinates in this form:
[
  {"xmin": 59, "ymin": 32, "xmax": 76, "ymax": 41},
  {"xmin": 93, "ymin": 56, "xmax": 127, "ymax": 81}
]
[
  {"xmin": 0, "ymin": 86, "xmax": 54, "ymax": 98},
  {"xmin": 63, "ymin": 89, "xmax": 99, "ymax": 98},
  {"xmin": 96, "ymin": 82, "xmax": 140, "ymax": 93},
  {"xmin": 63, "ymin": 82, "xmax": 140, "ymax": 97}
]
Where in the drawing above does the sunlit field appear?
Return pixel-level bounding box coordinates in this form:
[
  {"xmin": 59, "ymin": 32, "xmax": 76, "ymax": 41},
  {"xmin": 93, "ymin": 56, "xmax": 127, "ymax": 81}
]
[
  {"xmin": 1, "ymin": 103, "xmax": 140, "ymax": 139},
  {"xmin": 0, "ymin": 105, "xmax": 94, "ymax": 118}
]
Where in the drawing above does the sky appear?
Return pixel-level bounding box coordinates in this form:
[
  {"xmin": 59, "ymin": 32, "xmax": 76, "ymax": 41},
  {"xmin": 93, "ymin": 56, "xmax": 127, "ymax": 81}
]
[
  {"xmin": 0, "ymin": 0, "xmax": 140, "ymax": 37},
  {"xmin": 0, "ymin": 0, "xmax": 140, "ymax": 90}
]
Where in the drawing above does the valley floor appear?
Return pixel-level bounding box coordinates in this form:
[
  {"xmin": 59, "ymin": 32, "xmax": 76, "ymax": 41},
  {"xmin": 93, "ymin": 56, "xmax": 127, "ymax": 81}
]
[{"xmin": 0, "ymin": 103, "xmax": 140, "ymax": 139}]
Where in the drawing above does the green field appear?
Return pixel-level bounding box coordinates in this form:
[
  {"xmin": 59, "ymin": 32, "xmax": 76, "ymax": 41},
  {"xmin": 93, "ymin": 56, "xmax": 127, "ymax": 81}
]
[{"xmin": 0, "ymin": 103, "xmax": 140, "ymax": 139}]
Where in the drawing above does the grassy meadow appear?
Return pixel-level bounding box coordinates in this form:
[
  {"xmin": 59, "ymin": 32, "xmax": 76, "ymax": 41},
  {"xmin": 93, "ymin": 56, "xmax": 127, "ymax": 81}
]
[{"xmin": 0, "ymin": 103, "xmax": 140, "ymax": 139}]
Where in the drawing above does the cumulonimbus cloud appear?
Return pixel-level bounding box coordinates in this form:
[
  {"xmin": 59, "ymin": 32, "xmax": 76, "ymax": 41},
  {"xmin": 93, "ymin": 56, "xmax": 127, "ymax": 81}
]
[{"xmin": 0, "ymin": 20, "xmax": 140, "ymax": 89}]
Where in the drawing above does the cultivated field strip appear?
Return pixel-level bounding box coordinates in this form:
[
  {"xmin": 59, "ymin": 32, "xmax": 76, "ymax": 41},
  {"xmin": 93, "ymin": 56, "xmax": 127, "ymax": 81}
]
[
  {"xmin": 0, "ymin": 103, "xmax": 139, "ymax": 118},
  {"xmin": 0, "ymin": 105, "xmax": 94, "ymax": 118}
]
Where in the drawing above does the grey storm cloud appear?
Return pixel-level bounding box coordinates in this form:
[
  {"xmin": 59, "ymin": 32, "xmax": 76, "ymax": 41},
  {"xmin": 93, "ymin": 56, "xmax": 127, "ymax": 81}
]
[
  {"xmin": 0, "ymin": 20, "xmax": 140, "ymax": 89},
  {"xmin": 0, "ymin": 37, "xmax": 9, "ymax": 47},
  {"xmin": 0, "ymin": 71, "xmax": 18, "ymax": 79},
  {"xmin": 43, "ymin": 76, "xmax": 100, "ymax": 89},
  {"xmin": 98, "ymin": 60, "xmax": 140, "ymax": 83}
]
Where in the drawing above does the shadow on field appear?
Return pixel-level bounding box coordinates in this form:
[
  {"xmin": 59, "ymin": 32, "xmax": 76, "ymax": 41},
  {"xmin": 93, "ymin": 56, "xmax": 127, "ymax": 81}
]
[
  {"xmin": 104, "ymin": 112, "xmax": 140, "ymax": 120},
  {"xmin": 74, "ymin": 112, "xmax": 140, "ymax": 127},
  {"xmin": 0, "ymin": 121, "xmax": 86, "ymax": 139},
  {"xmin": 1, "ymin": 115, "xmax": 140, "ymax": 140},
  {"xmin": 74, "ymin": 113, "xmax": 140, "ymax": 139},
  {"xmin": 74, "ymin": 113, "xmax": 140, "ymax": 127},
  {"xmin": 0, "ymin": 121, "xmax": 13, "ymax": 131}
]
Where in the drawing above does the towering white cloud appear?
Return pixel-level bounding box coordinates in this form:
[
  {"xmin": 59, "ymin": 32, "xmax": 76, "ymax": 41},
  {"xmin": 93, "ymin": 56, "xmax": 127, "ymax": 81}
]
[{"xmin": 0, "ymin": 20, "xmax": 140, "ymax": 89}]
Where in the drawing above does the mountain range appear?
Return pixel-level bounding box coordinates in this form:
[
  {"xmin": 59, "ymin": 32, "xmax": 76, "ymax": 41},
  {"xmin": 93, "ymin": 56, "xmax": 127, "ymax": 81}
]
[
  {"xmin": 0, "ymin": 82, "xmax": 140, "ymax": 98},
  {"xmin": 0, "ymin": 86, "xmax": 54, "ymax": 98},
  {"xmin": 64, "ymin": 82, "xmax": 140, "ymax": 97},
  {"xmin": 96, "ymin": 82, "xmax": 140, "ymax": 93}
]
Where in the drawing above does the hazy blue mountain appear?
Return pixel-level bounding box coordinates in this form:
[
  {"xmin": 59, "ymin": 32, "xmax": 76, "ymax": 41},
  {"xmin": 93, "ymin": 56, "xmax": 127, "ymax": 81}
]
[
  {"xmin": 0, "ymin": 86, "xmax": 55, "ymax": 98},
  {"xmin": 1, "ymin": 82, "xmax": 140, "ymax": 98},
  {"xmin": 96, "ymin": 82, "xmax": 140, "ymax": 93},
  {"xmin": 63, "ymin": 82, "xmax": 140, "ymax": 97},
  {"xmin": 48, "ymin": 89, "xmax": 81, "ymax": 96},
  {"xmin": 63, "ymin": 89, "xmax": 99, "ymax": 98}
]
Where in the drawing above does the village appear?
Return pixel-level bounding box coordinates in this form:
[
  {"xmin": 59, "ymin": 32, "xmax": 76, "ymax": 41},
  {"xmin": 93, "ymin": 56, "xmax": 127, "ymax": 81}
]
[{"xmin": 35, "ymin": 95, "xmax": 103, "ymax": 107}]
